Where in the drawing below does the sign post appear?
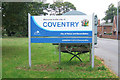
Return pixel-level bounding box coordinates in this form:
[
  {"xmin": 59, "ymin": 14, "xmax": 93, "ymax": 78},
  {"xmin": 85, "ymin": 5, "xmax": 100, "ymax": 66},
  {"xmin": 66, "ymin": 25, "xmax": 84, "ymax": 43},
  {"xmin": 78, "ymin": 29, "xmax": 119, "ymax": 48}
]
[
  {"xmin": 92, "ymin": 13, "xmax": 95, "ymax": 68},
  {"xmin": 28, "ymin": 13, "xmax": 31, "ymax": 67},
  {"xmin": 59, "ymin": 43, "xmax": 61, "ymax": 64},
  {"xmin": 117, "ymin": 1, "xmax": 120, "ymax": 40}
]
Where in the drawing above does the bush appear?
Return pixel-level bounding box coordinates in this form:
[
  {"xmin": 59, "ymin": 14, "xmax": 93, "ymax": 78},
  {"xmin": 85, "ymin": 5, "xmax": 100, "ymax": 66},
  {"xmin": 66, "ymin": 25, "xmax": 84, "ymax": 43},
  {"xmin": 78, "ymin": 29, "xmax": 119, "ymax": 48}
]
[
  {"xmin": 105, "ymin": 33, "xmax": 112, "ymax": 35},
  {"xmin": 97, "ymin": 66, "xmax": 106, "ymax": 70}
]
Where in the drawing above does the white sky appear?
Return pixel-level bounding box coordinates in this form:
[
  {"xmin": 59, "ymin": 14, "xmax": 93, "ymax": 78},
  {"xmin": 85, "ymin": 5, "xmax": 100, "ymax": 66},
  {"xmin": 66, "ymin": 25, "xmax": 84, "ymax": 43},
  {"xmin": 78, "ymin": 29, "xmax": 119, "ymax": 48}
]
[{"xmin": 47, "ymin": 0, "xmax": 119, "ymax": 23}]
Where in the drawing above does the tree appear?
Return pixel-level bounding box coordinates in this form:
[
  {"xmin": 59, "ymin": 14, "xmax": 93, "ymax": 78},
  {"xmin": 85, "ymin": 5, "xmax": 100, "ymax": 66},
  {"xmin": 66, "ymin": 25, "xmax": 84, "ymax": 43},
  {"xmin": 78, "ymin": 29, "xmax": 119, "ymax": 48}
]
[
  {"xmin": 2, "ymin": 2, "xmax": 48, "ymax": 37},
  {"xmin": 103, "ymin": 3, "xmax": 117, "ymax": 23},
  {"xmin": 2, "ymin": 2, "xmax": 76, "ymax": 37},
  {"xmin": 47, "ymin": 1, "xmax": 76, "ymax": 15},
  {"xmin": 118, "ymin": 6, "xmax": 120, "ymax": 15},
  {"xmin": 62, "ymin": 2, "xmax": 76, "ymax": 13}
]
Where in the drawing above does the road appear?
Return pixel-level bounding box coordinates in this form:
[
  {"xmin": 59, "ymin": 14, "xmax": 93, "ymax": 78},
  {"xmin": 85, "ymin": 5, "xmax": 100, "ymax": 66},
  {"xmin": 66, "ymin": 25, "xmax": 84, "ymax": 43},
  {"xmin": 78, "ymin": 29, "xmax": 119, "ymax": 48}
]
[{"xmin": 94, "ymin": 38, "xmax": 118, "ymax": 76}]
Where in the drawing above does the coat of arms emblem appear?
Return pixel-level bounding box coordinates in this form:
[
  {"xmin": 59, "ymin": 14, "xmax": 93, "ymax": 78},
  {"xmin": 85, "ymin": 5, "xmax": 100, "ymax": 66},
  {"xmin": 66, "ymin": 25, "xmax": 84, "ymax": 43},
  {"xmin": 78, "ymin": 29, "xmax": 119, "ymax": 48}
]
[{"xmin": 81, "ymin": 19, "xmax": 89, "ymax": 26}]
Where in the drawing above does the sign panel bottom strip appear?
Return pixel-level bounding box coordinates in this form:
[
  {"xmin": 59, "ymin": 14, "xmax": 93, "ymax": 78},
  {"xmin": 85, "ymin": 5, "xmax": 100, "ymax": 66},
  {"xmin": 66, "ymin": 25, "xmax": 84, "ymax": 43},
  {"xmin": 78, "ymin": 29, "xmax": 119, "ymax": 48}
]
[{"xmin": 31, "ymin": 38, "xmax": 92, "ymax": 43}]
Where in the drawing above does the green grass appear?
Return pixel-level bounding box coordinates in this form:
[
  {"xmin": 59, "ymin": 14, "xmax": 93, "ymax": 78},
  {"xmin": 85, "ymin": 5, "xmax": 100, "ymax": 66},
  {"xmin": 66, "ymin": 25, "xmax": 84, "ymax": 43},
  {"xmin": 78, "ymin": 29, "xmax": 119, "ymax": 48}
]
[{"xmin": 2, "ymin": 38, "xmax": 118, "ymax": 78}]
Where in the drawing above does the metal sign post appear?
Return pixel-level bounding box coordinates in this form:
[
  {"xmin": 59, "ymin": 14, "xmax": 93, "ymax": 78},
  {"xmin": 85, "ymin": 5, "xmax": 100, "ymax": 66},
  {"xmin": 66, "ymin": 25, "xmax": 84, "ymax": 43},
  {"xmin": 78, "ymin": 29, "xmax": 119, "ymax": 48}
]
[
  {"xmin": 92, "ymin": 13, "xmax": 95, "ymax": 68},
  {"xmin": 59, "ymin": 43, "xmax": 61, "ymax": 64},
  {"xmin": 117, "ymin": 1, "xmax": 119, "ymax": 40},
  {"xmin": 28, "ymin": 13, "xmax": 31, "ymax": 67}
]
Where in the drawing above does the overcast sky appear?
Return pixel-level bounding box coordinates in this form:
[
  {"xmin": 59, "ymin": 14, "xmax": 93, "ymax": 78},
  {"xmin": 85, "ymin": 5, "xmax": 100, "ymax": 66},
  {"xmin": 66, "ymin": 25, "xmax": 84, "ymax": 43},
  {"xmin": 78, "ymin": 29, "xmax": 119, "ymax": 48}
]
[
  {"xmin": 47, "ymin": 0, "xmax": 119, "ymax": 23},
  {"xmin": 1, "ymin": 0, "xmax": 119, "ymax": 22}
]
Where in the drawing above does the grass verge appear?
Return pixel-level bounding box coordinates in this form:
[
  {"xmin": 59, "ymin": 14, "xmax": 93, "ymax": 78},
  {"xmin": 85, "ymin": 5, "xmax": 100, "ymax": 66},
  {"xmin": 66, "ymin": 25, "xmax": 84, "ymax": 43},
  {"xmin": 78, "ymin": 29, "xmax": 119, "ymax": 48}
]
[{"xmin": 2, "ymin": 38, "xmax": 118, "ymax": 78}]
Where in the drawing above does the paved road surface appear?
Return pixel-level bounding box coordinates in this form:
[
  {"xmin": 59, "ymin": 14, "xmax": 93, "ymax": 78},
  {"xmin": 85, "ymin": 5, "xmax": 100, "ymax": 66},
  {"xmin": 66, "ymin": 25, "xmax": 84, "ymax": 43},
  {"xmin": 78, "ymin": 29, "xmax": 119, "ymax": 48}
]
[{"xmin": 95, "ymin": 38, "xmax": 118, "ymax": 76}]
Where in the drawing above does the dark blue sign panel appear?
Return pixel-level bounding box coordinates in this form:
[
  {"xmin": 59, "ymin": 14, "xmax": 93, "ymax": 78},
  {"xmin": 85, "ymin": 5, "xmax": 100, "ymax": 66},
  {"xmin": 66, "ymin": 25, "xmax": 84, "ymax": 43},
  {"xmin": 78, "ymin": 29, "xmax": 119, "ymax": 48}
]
[{"xmin": 31, "ymin": 38, "xmax": 92, "ymax": 43}]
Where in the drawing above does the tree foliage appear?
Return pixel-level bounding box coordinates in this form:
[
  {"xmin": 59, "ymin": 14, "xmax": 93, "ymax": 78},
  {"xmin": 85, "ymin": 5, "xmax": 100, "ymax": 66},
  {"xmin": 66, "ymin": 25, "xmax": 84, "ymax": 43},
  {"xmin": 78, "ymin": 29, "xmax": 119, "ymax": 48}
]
[
  {"xmin": 103, "ymin": 3, "xmax": 117, "ymax": 23},
  {"xmin": 2, "ymin": 2, "xmax": 76, "ymax": 37},
  {"xmin": 118, "ymin": 6, "xmax": 120, "ymax": 15},
  {"xmin": 48, "ymin": 2, "xmax": 76, "ymax": 15},
  {"xmin": 2, "ymin": 2, "xmax": 48, "ymax": 37}
]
